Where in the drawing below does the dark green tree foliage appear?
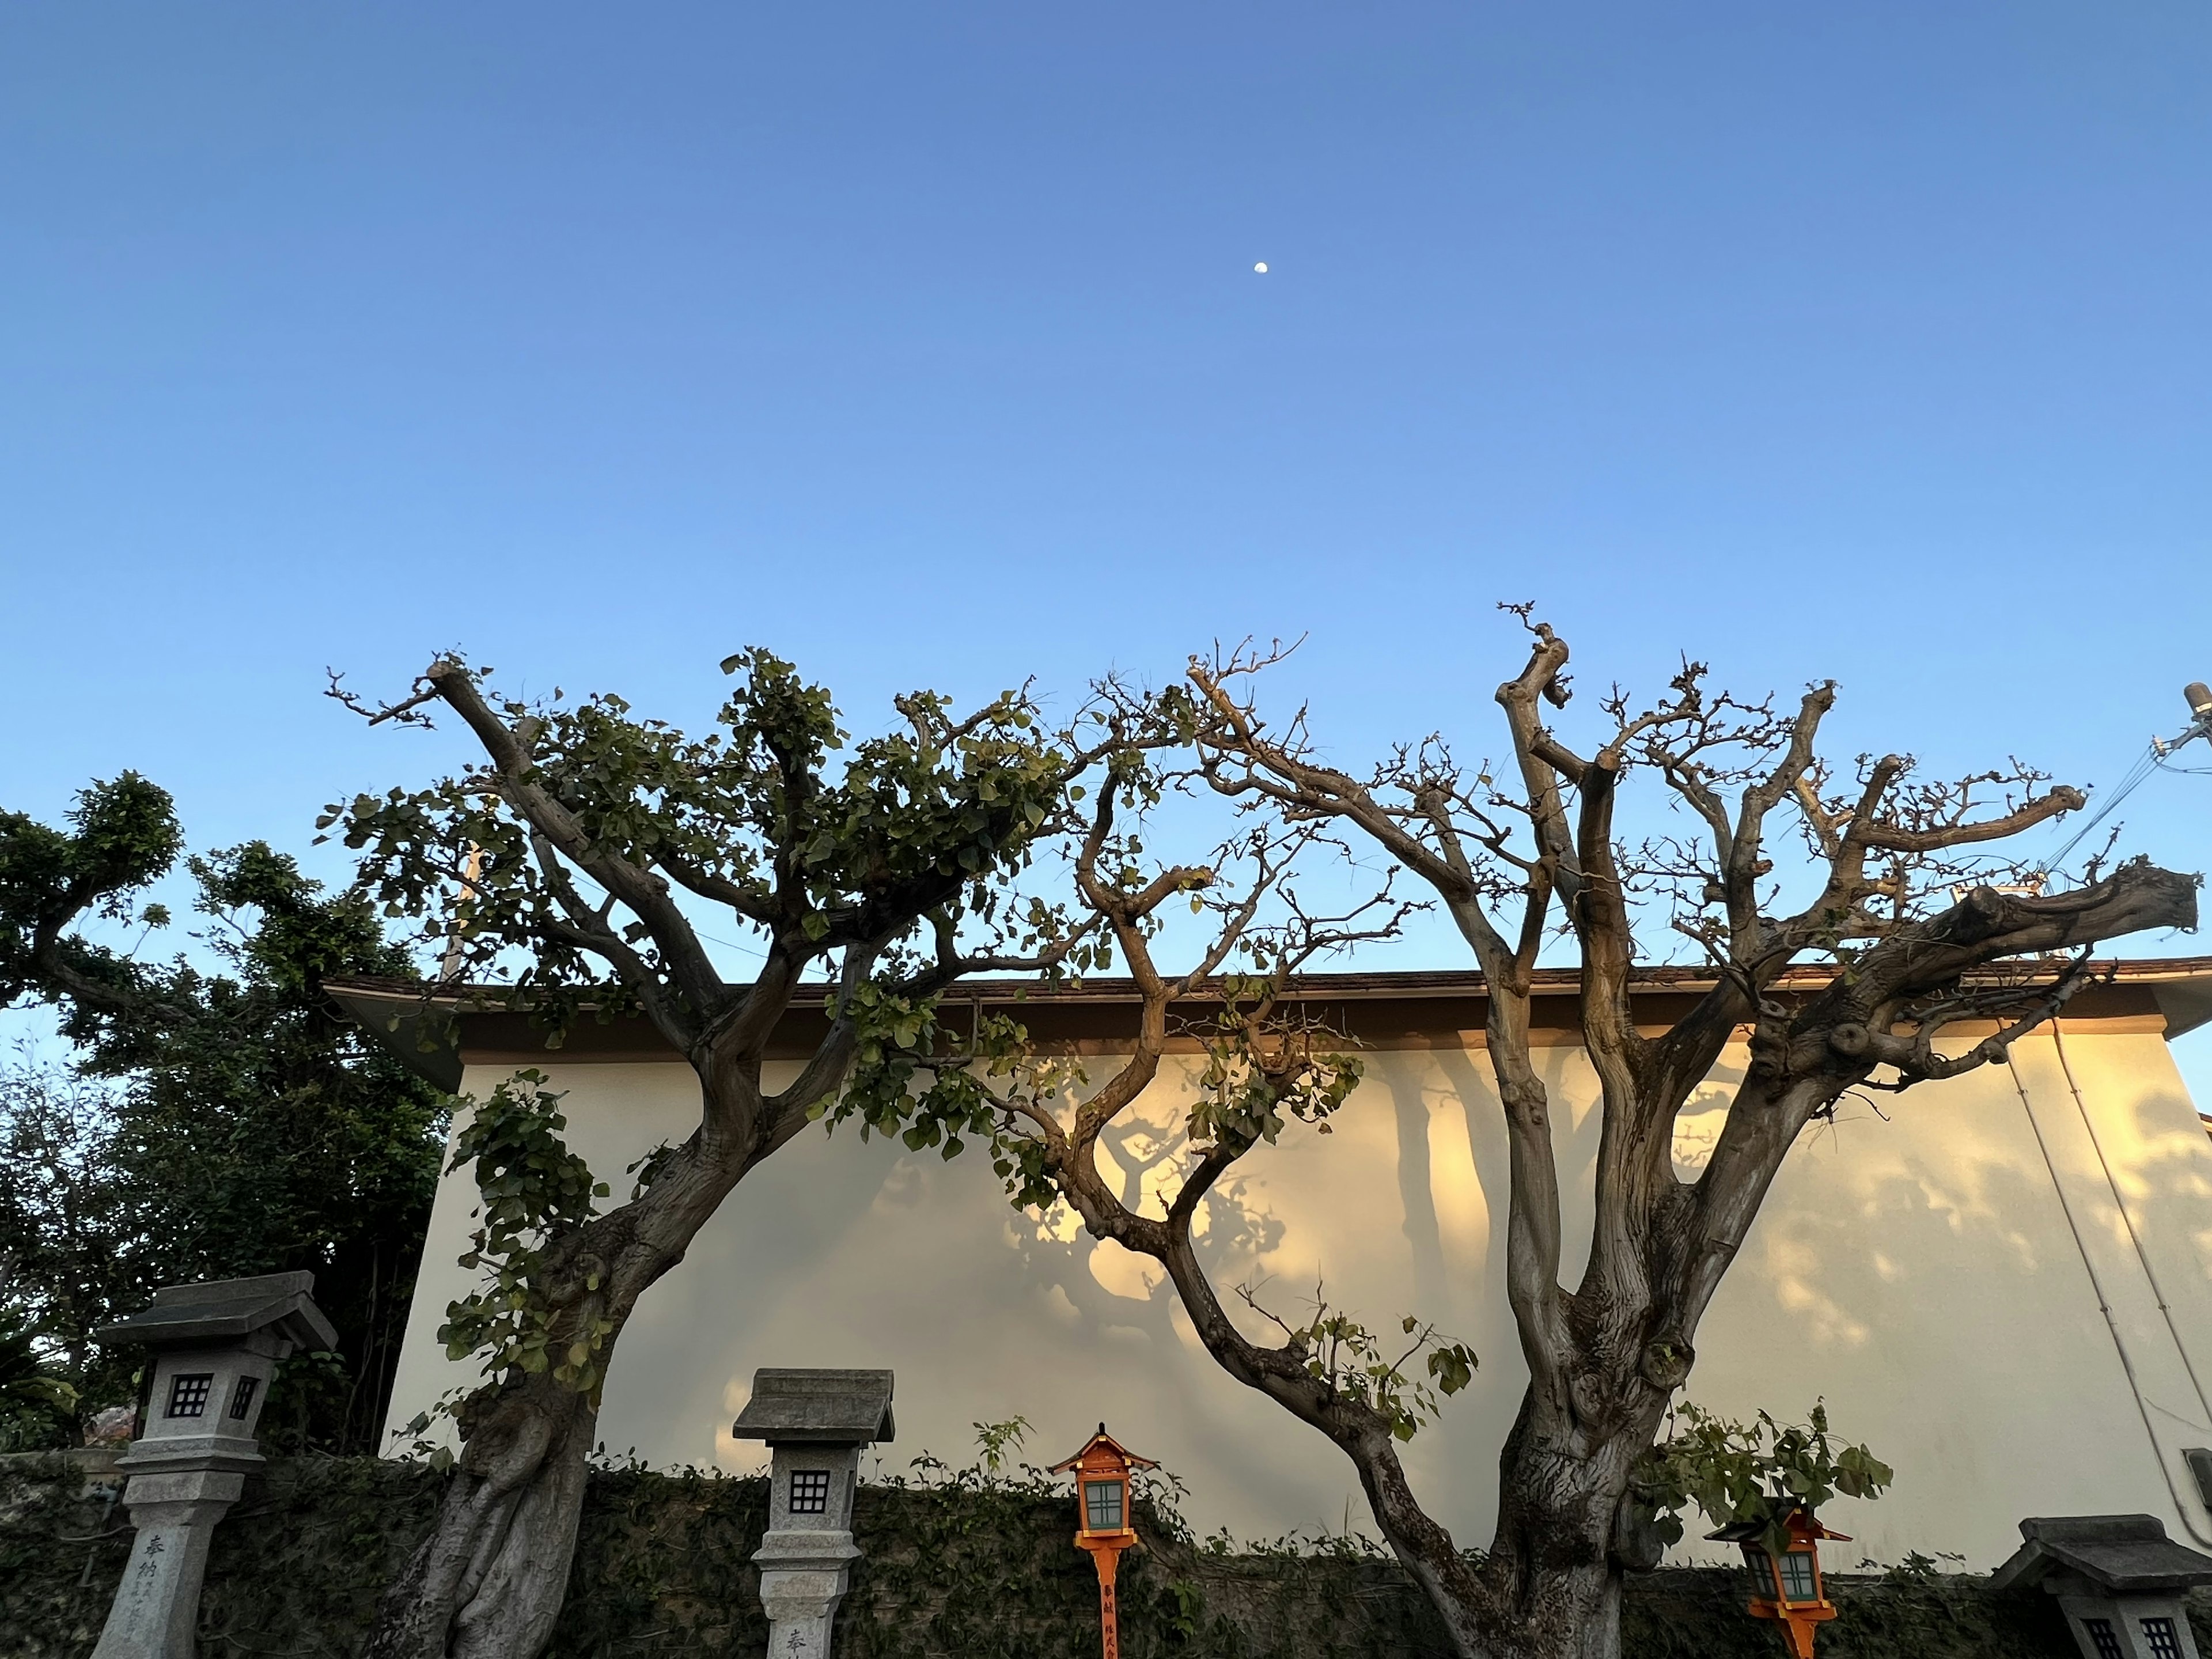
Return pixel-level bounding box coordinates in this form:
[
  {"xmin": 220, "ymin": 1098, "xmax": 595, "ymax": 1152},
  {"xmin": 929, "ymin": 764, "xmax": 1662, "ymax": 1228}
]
[
  {"xmin": 0, "ymin": 775, "xmax": 449, "ymax": 1450},
  {"xmin": 0, "ymin": 771, "xmax": 183, "ymax": 1013},
  {"xmin": 0, "ymin": 1309, "xmax": 80, "ymax": 1450},
  {"xmin": 0, "ymin": 1064, "xmax": 133, "ymax": 1390}
]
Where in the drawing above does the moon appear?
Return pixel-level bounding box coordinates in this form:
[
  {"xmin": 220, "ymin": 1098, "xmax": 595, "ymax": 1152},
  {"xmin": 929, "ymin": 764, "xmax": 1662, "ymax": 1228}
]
[{"xmin": 1253, "ymin": 262, "xmax": 1268, "ymax": 274}]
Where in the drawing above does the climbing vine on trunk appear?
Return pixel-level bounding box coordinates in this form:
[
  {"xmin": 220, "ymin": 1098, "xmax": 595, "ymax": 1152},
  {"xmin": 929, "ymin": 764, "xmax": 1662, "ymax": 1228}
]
[{"xmin": 439, "ymin": 1073, "xmax": 615, "ymax": 1397}]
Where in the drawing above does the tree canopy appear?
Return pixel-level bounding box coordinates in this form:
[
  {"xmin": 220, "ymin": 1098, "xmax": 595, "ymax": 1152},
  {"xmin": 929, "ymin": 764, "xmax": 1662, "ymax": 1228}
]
[{"xmin": 328, "ymin": 648, "xmax": 1128, "ymax": 1659}]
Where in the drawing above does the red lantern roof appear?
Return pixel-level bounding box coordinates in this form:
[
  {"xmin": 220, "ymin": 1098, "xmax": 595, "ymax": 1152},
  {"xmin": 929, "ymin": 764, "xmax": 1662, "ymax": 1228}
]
[
  {"xmin": 1049, "ymin": 1424, "xmax": 1158, "ymax": 1478},
  {"xmin": 1706, "ymin": 1502, "xmax": 1851, "ymax": 1546}
]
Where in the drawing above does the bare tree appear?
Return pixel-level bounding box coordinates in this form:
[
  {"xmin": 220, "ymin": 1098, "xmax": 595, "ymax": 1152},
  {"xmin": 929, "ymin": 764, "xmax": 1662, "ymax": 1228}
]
[
  {"xmin": 1154, "ymin": 616, "xmax": 2198, "ymax": 1657},
  {"xmin": 862, "ymin": 628, "xmax": 2198, "ymax": 1659},
  {"xmin": 843, "ymin": 698, "xmax": 1485, "ymax": 1620},
  {"xmin": 329, "ymin": 650, "xmax": 1111, "ymax": 1659}
]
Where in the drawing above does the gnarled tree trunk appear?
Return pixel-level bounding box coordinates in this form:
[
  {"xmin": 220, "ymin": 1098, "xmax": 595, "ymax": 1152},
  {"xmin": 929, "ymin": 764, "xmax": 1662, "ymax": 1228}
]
[
  {"xmin": 365, "ymin": 1377, "xmax": 599, "ymax": 1659},
  {"xmin": 362, "ymin": 1176, "xmax": 707, "ymax": 1659},
  {"xmin": 1463, "ymin": 1347, "xmax": 1685, "ymax": 1659}
]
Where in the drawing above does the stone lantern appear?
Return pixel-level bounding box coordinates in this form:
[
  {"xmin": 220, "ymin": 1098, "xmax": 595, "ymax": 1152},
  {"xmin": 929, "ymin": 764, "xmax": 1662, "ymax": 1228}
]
[
  {"xmin": 1706, "ymin": 1503, "xmax": 1850, "ymax": 1658},
  {"xmin": 1048, "ymin": 1425, "xmax": 1159, "ymax": 1659},
  {"xmin": 730, "ymin": 1368, "xmax": 895, "ymax": 1659},
  {"xmin": 1992, "ymin": 1513, "xmax": 2212, "ymax": 1659},
  {"xmin": 89, "ymin": 1271, "xmax": 335, "ymax": 1659}
]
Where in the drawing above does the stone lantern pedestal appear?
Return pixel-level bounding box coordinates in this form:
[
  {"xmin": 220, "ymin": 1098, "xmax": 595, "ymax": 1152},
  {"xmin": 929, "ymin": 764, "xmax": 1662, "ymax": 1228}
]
[
  {"xmin": 732, "ymin": 1368, "xmax": 895, "ymax": 1659},
  {"xmin": 89, "ymin": 1272, "xmax": 336, "ymax": 1659}
]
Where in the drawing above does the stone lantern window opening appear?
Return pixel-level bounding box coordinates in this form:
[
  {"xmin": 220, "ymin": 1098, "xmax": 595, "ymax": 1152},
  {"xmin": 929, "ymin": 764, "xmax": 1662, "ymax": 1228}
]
[
  {"xmin": 228, "ymin": 1376, "xmax": 260, "ymax": 1419},
  {"xmin": 165, "ymin": 1374, "xmax": 213, "ymax": 1419},
  {"xmin": 789, "ymin": 1468, "xmax": 831, "ymax": 1515}
]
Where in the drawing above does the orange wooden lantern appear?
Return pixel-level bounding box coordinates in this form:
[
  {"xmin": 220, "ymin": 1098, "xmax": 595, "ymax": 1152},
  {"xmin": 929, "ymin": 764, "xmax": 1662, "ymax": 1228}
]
[
  {"xmin": 1707, "ymin": 1505, "xmax": 1851, "ymax": 1658},
  {"xmin": 1049, "ymin": 1424, "xmax": 1158, "ymax": 1659}
]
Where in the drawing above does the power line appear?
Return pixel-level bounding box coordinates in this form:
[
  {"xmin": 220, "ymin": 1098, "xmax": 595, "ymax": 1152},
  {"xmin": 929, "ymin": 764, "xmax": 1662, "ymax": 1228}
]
[
  {"xmin": 2047, "ymin": 743, "xmax": 2161, "ymax": 872},
  {"xmin": 2046, "ymin": 681, "xmax": 2212, "ymax": 876}
]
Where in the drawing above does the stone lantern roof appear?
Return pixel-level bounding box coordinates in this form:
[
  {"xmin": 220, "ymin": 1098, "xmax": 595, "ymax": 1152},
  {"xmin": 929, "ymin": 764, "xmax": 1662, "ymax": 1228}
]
[
  {"xmin": 730, "ymin": 1368, "xmax": 895, "ymax": 1446},
  {"xmin": 1991, "ymin": 1514, "xmax": 2212, "ymax": 1594},
  {"xmin": 94, "ymin": 1270, "xmax": 338, "ymax": 1354}
]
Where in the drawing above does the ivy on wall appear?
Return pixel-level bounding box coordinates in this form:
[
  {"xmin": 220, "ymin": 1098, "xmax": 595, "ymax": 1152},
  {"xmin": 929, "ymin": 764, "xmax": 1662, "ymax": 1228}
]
[{"xmin": 0, "ymin": 1453, "xmax": 2180, "ymax": 1658}]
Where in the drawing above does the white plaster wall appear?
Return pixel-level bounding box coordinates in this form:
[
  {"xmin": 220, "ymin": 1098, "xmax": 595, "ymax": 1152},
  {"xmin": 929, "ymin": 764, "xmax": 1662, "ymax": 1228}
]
[{"xmin": 382, "ymin": 1021, "xmax": 2212, "ymax": 1567}]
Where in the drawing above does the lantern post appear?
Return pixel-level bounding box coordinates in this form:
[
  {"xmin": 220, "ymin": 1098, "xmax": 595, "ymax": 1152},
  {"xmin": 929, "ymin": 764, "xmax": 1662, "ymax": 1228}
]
[
  {"xmin": 729, "ymin": 1368, "xmax": 895, "ymax": 1659},
  {"xmin": 1049, "ymin": 1425, "xmax": 1158, "ymax": 1659},
  {"xmin": 88, "ymin": 1272, "xmax": 336, "ymax": 1659},
  {"xmin": 1707, "ymin": 1503, "xmax": 1851, "ymax": 1658}
]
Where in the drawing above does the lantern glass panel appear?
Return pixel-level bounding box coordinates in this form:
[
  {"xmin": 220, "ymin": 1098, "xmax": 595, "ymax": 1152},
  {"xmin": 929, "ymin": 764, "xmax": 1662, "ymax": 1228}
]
[
  {"xmin": 1778, "ymin": 1547, "xmax": 1819, "ymax": 1603},
  {"xmin": 1736, "ymin": 1544, "xmax": 1775, "ymax": 1596},
  {"xmin": 1084, "ymin": 1480, "xmax": 1124, "ymax": 1531}
]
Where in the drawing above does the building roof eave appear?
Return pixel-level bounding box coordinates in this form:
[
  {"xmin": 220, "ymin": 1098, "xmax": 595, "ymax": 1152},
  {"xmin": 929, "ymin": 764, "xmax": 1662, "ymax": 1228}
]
[
  {"xmin": 2154, "ymin": 976, "xmax": 2212, "ymax": 1041},
  {"xmin": 323, "ymin": 957, "xmax": 2212, "ymax": 1081}
]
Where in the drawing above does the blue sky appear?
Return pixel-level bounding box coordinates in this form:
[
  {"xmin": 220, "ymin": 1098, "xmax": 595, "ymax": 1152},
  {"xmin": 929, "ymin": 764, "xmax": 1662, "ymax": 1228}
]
[{"xmin": 4, "ymin": 4, "xmax": 2209, "ymax": 1081}]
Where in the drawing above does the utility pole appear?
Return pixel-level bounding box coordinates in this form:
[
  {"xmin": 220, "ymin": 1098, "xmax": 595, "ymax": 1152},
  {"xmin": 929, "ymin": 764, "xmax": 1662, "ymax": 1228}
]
[{"xmin": 2155, "ymin": 682, "xmax": 2212, "ymax": 760}]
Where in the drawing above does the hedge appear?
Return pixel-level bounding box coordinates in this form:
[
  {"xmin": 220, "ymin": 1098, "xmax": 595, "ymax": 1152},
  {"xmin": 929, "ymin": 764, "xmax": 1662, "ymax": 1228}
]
[{"xmin": 2, "ymin": 1453, "xmax": 2190, "ymax": 1657}]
